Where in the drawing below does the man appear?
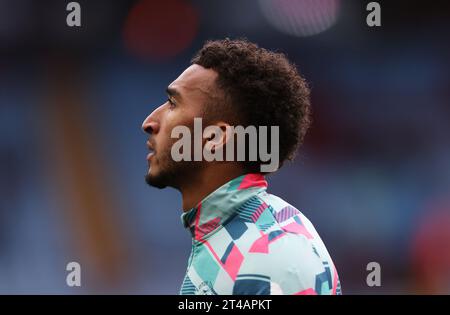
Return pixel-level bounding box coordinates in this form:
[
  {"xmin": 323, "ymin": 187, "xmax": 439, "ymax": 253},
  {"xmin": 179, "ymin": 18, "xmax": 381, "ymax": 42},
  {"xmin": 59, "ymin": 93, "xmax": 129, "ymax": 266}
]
[{"xmin": 142, "ymin": 39, "xmax": 341, "ymax": 295}]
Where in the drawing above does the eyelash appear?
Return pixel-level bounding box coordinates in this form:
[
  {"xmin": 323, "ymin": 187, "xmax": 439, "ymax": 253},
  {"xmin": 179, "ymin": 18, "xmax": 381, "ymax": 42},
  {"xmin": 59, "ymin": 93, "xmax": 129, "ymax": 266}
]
[{"xmin": 167, "ymin": 98, "xmax": 176, "ymax": 108}]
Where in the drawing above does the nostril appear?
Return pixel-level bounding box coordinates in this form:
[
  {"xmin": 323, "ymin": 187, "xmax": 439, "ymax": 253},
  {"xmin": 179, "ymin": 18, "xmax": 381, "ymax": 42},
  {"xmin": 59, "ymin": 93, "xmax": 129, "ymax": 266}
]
[{"xmin": 144, "ymin": 125, "xmax": 153, "ymax": 134}]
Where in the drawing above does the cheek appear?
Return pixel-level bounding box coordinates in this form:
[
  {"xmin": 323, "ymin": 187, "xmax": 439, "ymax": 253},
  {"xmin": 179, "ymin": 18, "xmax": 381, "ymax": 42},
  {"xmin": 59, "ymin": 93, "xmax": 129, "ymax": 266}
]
[
  {"xmin": 162, "ymin": 108, "xmax": 191, "ymax": 138},
  {"xmin": 161, "ymin": 107, "xmax": 198, "ymax": 148},
  {"xmin": 158, "ymin": 114, "xmax": 181, "ymax": 154},
  {"xmin": 160, "ymin": 121, "xmax": 175, "ymax": 145}
]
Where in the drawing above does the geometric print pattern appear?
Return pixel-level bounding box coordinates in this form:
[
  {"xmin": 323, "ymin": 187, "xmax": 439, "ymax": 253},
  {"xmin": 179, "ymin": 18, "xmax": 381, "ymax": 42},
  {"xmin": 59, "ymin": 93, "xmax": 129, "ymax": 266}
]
[{"xmin": 180, "ymin": 173, "xmax": 342, "ymax": 295}]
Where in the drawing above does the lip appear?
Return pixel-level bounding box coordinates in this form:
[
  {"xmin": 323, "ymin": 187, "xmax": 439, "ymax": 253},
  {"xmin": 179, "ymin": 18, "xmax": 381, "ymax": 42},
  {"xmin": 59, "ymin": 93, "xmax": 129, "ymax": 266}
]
[{"xmin": 146, "ymin": 141, "xmax": 155, "ymax": 160}]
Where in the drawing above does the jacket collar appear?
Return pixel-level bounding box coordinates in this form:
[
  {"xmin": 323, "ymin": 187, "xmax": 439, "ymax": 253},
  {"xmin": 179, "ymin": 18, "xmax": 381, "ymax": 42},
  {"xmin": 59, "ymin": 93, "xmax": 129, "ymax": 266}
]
[{"xmin": 181, "ymin": 173, "xmax": 268, "ymax": 241}]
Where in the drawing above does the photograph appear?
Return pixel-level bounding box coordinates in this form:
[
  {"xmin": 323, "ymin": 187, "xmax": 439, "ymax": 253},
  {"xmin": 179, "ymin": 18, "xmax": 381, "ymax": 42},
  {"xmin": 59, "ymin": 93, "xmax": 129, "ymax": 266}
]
[{"xmin": 0, "ymin": 0, "xmax": 449, "ymax": 300}]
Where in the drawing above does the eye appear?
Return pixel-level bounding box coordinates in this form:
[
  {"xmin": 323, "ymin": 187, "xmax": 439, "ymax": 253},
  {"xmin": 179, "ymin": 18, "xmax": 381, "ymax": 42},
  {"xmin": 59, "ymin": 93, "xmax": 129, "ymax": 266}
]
[{"xmin": 167, "ymin": 98, "xmax": 176, "ymax": 108}]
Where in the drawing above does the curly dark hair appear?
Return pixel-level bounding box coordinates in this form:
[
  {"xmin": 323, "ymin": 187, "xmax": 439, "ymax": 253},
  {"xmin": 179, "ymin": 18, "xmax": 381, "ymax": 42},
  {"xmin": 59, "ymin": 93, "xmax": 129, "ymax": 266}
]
[{"xmin": 191, "ymin": 38, "xmax": 312, "ymax": 172}]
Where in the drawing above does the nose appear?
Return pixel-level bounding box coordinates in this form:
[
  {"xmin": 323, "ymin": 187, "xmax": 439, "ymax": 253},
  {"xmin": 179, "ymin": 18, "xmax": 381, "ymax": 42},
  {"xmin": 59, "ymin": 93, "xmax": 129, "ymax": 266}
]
[{"xmin": 142, "ymin": 104, "xmax": 163, "ymax": 135}]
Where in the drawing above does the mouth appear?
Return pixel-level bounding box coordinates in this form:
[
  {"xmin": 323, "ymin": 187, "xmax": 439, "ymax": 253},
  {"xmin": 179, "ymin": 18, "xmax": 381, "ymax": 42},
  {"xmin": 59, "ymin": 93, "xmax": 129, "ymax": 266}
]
[{"xmin": 146, "ymin": 141, "xmax": 156, "ymax": 160}]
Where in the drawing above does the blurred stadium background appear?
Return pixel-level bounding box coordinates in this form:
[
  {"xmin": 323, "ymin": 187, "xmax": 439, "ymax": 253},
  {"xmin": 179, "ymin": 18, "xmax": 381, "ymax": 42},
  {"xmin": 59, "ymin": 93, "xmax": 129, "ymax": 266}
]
[{"xmin": 0, "ymin": 0, "xmax": 449, "ymax": 294}]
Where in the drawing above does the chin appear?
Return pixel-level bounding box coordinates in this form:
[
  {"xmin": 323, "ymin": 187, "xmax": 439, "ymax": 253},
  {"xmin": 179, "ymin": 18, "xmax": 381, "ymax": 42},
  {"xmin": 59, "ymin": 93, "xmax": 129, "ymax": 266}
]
[{"xmin": 145, "ymin": 170, "xmax": 169, "ymax": 189}]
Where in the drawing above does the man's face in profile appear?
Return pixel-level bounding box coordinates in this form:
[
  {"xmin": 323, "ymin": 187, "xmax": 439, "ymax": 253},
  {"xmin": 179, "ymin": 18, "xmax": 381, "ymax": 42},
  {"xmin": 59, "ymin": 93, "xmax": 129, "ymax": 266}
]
[{"xmin": 142, "ymin": 64, "xmax": 218, "ymax": 189}]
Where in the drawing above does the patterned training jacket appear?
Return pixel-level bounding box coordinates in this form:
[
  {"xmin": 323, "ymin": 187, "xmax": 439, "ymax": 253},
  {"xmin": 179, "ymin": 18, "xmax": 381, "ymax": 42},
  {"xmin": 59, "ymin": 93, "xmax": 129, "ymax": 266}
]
[{"xmin": 180, "ymin": 173, "xmax": 342, "ymax": 295}]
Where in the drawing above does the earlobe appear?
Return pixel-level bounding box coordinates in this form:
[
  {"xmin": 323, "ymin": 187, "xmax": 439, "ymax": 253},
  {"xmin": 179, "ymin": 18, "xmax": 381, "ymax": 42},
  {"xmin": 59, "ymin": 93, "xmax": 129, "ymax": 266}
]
[
  {"xmin": 202, "ymin": 123, "xmax": 226, "ymax": 162},
  {"xmin": 217, "ymin": 122, "xmax": 231, "ymax": 144}
]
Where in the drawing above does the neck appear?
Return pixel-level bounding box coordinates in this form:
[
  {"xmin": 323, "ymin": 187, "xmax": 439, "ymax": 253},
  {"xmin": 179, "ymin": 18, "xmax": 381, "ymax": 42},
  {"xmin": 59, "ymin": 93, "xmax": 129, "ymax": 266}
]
[{"xmin": 180, "ymin": 164, "xmax": 246, "ymax": 212}]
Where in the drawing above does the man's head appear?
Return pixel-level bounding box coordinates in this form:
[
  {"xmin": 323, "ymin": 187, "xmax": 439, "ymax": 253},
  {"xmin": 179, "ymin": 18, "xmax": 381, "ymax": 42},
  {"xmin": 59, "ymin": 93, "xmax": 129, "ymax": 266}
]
[
  {"xmin": 142, "ymin": 64, "xmax": 218, "ymax": 188},
  {"xmin": 142, "ymin": 38, "xmax": 311, "ymax": 189}
]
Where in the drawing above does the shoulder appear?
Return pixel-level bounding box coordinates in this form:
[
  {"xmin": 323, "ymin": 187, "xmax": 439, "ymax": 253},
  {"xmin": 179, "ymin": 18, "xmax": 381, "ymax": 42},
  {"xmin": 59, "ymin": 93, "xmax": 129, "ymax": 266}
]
[
  {"xmin": 231, "ymin": 231, "xmax": 331, "ymax": 294},
  {"xmin": 205, "ymin": 191, "xmax": 341, "ymax": 295},
  {"xmin": 227, "ymin": 192, "xmax": 340, "ymax": 295}
]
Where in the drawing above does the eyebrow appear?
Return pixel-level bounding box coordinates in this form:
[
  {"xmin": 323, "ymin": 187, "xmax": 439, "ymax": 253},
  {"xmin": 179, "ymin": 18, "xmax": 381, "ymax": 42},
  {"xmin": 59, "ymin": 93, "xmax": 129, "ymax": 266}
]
[{"xmin": 166, "ymin": 87, "xmax": 181, "ymax": 99}]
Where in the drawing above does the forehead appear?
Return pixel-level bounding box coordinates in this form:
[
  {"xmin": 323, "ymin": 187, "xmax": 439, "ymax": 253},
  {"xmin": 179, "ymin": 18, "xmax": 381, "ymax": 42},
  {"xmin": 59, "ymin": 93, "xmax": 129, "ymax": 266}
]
[{"xmin": 168, "ymin": 64, "xmax": 218, "ymax": 101}]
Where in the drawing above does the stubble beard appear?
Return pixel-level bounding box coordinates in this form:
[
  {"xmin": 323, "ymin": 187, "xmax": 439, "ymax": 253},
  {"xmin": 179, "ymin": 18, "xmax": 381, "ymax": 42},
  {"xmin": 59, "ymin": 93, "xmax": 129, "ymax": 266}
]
[{"xmin": 145, "ymin": 147, "xmax": 199, "ymax": 190}]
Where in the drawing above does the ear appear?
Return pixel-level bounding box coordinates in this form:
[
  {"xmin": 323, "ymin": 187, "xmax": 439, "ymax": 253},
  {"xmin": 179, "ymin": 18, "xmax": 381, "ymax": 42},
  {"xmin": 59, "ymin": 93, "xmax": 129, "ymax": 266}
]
[{"xmin": 203, "ymin": 121, "xmax": 232, "ymax": 153}]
